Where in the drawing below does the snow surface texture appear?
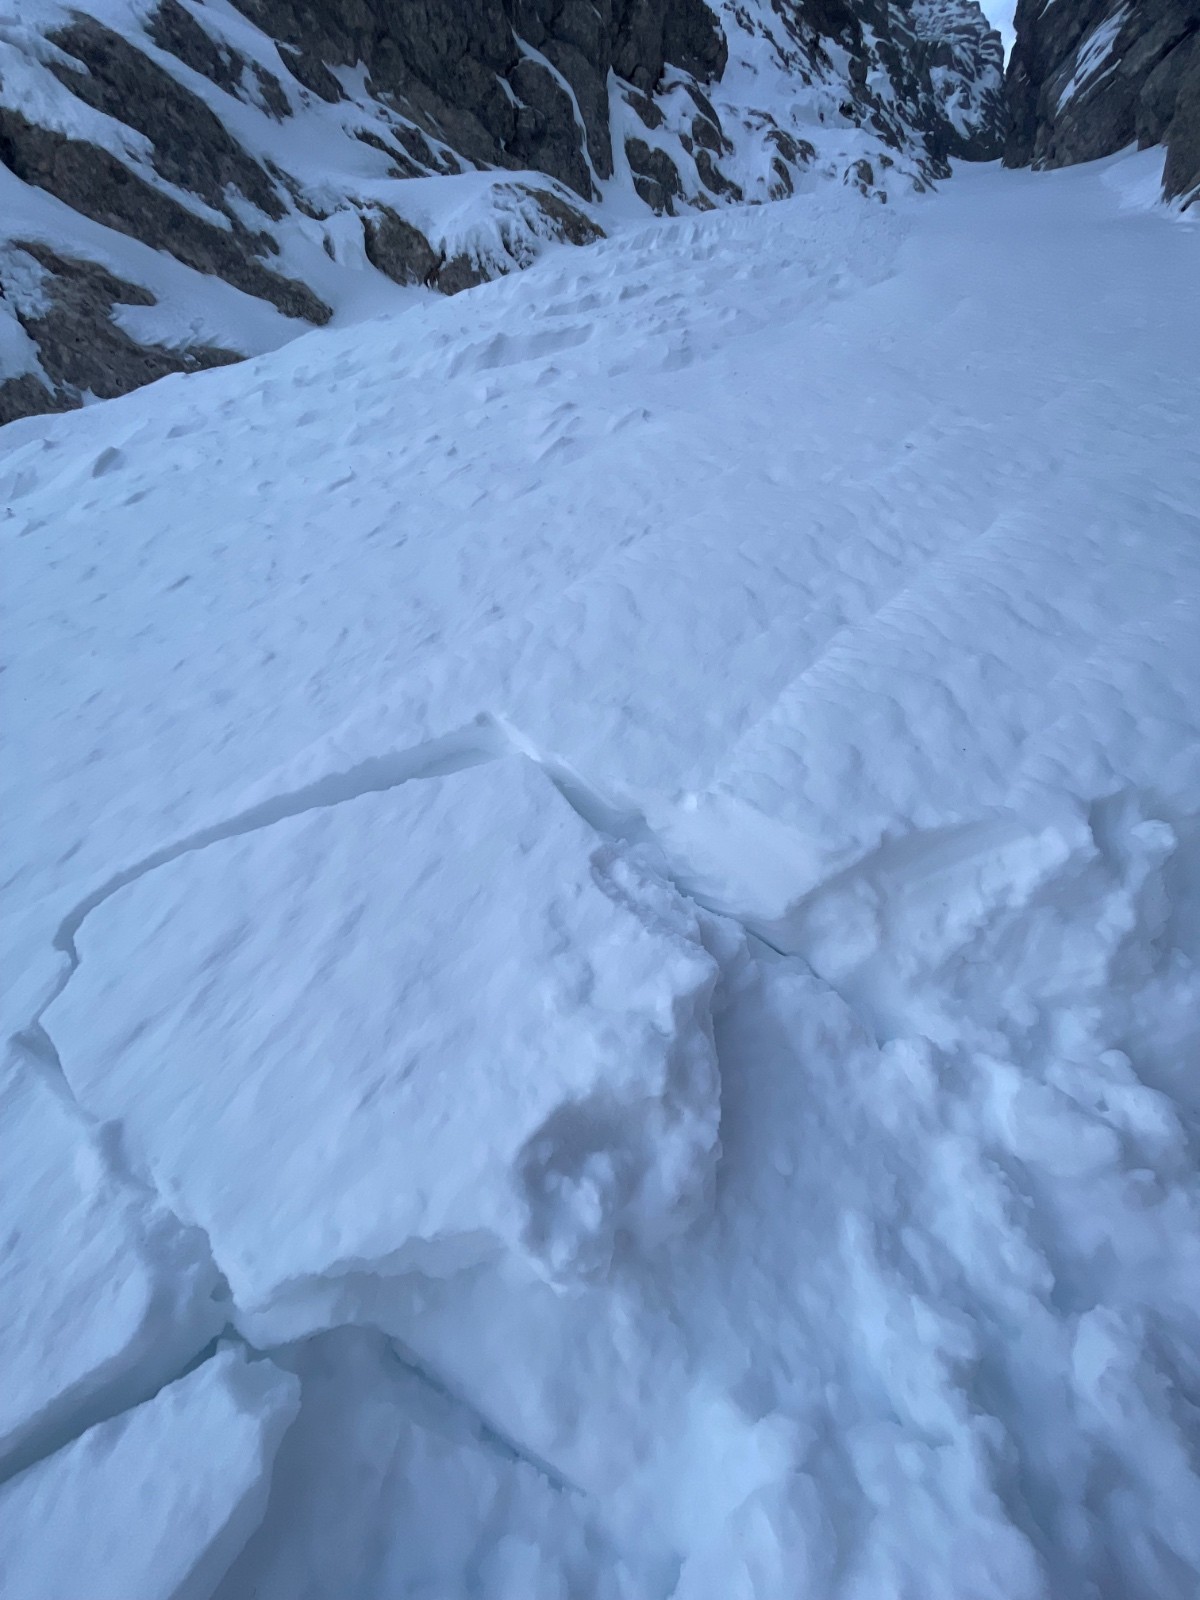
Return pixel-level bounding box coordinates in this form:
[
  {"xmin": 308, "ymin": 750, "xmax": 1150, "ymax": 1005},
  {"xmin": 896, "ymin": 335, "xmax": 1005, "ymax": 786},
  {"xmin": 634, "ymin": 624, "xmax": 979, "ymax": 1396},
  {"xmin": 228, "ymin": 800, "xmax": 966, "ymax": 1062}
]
[
  {"xmin": 3, "ymin": 148, "xmax": 1200, "ymax": 1596},
  {"xmin": 0, "ymin": 0, "xmax": 1005, "ymax": 419},
  {"xmin": 0, "ymin": 1348, "xmax": 299, "ymax": 1600}
]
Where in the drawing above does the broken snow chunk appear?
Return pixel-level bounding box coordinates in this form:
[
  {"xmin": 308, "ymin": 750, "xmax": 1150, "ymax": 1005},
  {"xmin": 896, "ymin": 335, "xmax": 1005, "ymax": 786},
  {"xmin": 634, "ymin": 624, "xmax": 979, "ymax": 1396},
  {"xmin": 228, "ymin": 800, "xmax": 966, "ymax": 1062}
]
[
  {"xmin": 0, "ymin": 1048, "xmax": 225, "ymax": 1475},
  {"xmin": 213, "ymin": 1327, "xmax": 643, "ymax": 1600},
  {"xmin": 44, "ymin": 757, "xmax": 721, "ymax": 1313},
  {"xmin": 0, "ymin": 1347, "xmax": 299, "ymax": 1600}
]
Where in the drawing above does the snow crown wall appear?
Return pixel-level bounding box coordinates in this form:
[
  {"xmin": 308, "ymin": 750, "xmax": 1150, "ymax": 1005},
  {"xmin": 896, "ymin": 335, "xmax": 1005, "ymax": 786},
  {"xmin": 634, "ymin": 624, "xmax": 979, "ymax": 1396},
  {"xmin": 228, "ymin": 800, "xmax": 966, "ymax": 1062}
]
[
  {"xmin": 1003, "ymin": 0, "xmax": 1200, "ymax": 208},
  {"xmin": 0, "ymin": 0, "xmax": 1005, "ymax": 424}
]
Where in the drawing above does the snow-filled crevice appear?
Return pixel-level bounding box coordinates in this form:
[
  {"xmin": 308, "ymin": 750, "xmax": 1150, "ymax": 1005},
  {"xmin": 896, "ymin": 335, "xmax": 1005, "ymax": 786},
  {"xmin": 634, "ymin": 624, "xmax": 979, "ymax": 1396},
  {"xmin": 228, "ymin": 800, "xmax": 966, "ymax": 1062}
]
[{"xmin": 513, "ymin": 36, "xmax": 606, "ymax": 199}]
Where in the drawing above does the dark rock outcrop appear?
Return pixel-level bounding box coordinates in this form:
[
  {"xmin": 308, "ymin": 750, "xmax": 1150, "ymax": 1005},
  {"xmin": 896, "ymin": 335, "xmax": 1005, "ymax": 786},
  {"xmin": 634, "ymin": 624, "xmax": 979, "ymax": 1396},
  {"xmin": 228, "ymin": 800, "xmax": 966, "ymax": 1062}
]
[
  {"xmin": 743, "ymin": 0, "xmax": 1006, "ymax": 182},
  {"xmin": 226, "ymin": 0, "xmax": 730, "ymax": 200},
  {"xmin": 0, "ymin": 108, "xmax": 331, "ymax": 325},
  {"xmin": 46, "ymin": 17, "xmax": 286, "ymax": 219},
  {"xmin": 906, "ymin": 0, "xmax": 1008, "ymax": 160},
  {"xmin": 149, "ymin": 0, "xmax": 294, "ymax": 115},
  {"xmin": 626, "ymin": 136, "xmax": 687, "ymax": 213},
  {"xmin": 364, "ymin": 184, "xmax": 601, "ymax": 293},
  {"xmin": 0, "ymin": 243, "xmax": 239, "ymax": 425},
  {"xmin": 1004, "ymin": 0, "xmax": 1200, "ymax": 206},
  {"xmin": 361, "ymin": 206, "xmax": 442, "ymax": 287}
]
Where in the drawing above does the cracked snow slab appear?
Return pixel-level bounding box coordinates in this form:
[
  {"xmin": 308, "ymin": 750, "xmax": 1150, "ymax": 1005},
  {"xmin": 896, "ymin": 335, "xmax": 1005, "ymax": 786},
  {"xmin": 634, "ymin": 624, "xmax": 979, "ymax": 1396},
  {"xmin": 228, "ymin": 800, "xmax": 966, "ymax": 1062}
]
[
  {"xmin": 0, "ymin": 1347, "xmax": 299, "ymax": 1600},
  {"xmin": 213, "ymin": 1327, "xmax": 647, "ymax": 1600},
  {"xmin": 42, "ymin": 756, "xmax": 721, "ymax": 1319},
  {"xmin": 0, "ymin": 1047, "xmax": 225, "ymax": 1477}
]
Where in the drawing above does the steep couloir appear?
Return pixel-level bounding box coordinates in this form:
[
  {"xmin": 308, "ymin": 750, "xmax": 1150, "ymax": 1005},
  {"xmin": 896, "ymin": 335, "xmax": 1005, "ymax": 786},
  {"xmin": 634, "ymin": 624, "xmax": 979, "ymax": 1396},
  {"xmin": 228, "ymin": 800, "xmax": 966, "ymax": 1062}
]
[{"xmin": 1004, "ymin": 0, "xmax": 1200, "ymax": 208}]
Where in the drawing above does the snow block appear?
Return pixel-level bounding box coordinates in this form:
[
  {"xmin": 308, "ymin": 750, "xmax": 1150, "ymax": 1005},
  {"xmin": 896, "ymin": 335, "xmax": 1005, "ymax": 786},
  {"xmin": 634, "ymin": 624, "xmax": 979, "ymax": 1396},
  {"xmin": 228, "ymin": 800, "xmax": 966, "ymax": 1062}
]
[
  {"xmin": 0, "ymin": 1049, "xmax": 225, "ymax": 1475},
  {"xmin": 43, "ymin": 757, "xmax": 721, "ymax": 1313},
  {"xmin": 213, "ymin": 1327, "xmax": 641, "ymax": 1600},
  {"xmin": 0, "ymin": 1347, "xmax": 300, "ymax": 1600}
]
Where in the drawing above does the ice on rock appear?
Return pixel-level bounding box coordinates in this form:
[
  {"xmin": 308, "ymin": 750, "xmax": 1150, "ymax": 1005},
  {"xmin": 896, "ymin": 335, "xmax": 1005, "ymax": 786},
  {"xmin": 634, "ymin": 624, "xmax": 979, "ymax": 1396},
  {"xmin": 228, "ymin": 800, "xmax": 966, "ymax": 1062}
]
[
  {"xmin": 43, "ymin": 757, "xmax": 721, "ymax": 1316},
  {"xmin": 0, "ymin": 1347, "xmax": 300, "ymax": 1600},
  {"xmin": 0, "ymin": 1048, "xmax": 225, "ymax": 1475}
]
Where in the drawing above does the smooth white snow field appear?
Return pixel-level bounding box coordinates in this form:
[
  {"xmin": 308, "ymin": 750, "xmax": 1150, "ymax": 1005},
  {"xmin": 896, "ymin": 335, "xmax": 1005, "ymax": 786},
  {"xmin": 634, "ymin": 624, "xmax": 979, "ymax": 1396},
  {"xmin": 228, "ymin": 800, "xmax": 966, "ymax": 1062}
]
[{"xmin": 2, "ymin": 147, "xmax": 1199, "ymax": 1599}]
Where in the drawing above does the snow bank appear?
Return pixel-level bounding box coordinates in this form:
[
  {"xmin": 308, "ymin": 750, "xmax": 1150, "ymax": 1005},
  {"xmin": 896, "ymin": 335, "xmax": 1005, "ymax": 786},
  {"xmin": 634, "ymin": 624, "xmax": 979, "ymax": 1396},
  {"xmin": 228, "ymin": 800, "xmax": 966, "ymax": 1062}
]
[{"xmin": 0, "ymin": 1347, "xmax": 299, "ymax": 1600}]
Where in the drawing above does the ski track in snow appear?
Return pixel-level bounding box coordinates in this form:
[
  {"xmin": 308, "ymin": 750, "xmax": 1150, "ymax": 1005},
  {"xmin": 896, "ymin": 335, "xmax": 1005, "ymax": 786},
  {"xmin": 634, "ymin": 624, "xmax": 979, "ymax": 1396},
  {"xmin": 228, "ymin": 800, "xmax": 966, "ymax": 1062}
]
[{"xmin": 3, "ymin": 149, "xmax": 1200, "ymax": 1599}]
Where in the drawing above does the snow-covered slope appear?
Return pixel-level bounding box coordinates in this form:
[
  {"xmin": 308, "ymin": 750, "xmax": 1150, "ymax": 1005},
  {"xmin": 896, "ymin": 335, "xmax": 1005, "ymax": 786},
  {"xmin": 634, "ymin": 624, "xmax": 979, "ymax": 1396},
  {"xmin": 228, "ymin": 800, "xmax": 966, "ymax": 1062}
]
[
  {"xmin": 0, "ymin": 0, "xmax": 1005, "ymax": 422},
  {"xmin": 3, "ymin": 147, "xmax": 1199, "ymax": 1597}
]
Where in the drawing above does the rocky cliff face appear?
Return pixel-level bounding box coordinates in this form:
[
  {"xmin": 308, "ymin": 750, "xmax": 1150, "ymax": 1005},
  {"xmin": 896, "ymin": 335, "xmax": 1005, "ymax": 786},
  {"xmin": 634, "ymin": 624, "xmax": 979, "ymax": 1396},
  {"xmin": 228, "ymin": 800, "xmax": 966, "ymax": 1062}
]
[
  {"xmin": 1004, "ymin": 0, "xmax": 1200, "ymax": 208},
  {"xmin": 1, "ymin": 0, "xmax": 1005, "ymax": 425}
]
